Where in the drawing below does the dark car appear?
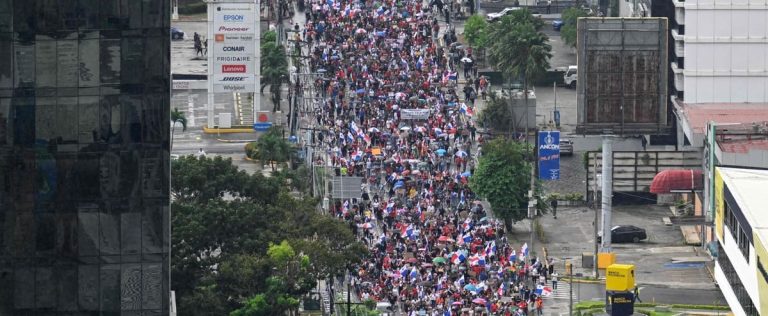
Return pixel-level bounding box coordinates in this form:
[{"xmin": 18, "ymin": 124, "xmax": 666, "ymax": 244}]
[
  {"xmin": 171, "ymin": 27, "xmax": 185, "ymax": 40},
  {"xmin": 559, "ymin": 138, "xmax": 573, "ymax": 156},
  {"xmin": 552, "ymin": 19, "xmax": 564, "ymax": 31},
  {"xmin": 598, "ymin": 225, "xmax": 647, "ymax": 243}
]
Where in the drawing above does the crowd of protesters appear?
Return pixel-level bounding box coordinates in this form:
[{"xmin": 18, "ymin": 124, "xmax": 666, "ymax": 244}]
[{"xmin": 296, "ymin": 0, "xmax": 558, "ymax": 314}]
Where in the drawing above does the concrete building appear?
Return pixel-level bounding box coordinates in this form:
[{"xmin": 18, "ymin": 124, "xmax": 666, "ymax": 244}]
[
  {"xmin": 0, "ymin": 0, "xmax": 170, "ymax": 314},
  {"xmin": 714, "ymin": 167, "xmax": 768, "ymax": 315}
]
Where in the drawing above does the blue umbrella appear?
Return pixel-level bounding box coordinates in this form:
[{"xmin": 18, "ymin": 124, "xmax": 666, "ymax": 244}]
[
  {"xmin": 356, "ymin": 88, "xmax": 366, "ymax": 94},
  {"xmin": 435, "ymin": 149, "xmax": 447, "ymax": 156},
  {"xmin": 394, "ymin": 180, "xmax": 405, "ymax": 189},
  {"xmin": 464, "ymin": 284, "xmax": 478, "ymax": 292},
  {"xmin": 461, "ymin": 171, "xmax": 471, "ymax": 177}
]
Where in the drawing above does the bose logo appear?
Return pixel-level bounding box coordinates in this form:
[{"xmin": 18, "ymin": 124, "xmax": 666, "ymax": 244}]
[
  {"xmin": 218, "ymin": 26, "xmax": 249, "ymax": 32},
  {"xmin": 222, "ymin": 46, "xmax": 246, "ymax": 52},
  {"xmin": 223, "ymin": 15, "xmax": 244, "ymax": 21},
  {"xmin": 222, "ymin": 77, "xmax": 247, "ymax": 81}
]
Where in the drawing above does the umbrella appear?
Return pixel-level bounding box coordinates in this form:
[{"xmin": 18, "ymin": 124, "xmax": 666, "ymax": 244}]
[
  {"xmin": 406, "ymin": 257, "xmax": 419, "ymax": 263},
  {"xmin": 432, "ymin": 257, "xmax": 448, "ymax": 265},
  {"xmin": 452, "ymin": 301, "xmax": 464, "ymax": 306},
  {"xmin": 402, "ymin": 170, "xmax": 411, "ymax": 176},
  {"xmin": 455, "ymin": 150, "xmax": 467, "ymax": 157},
  {"xmin": 461, "ymin": 171, "xmax": 472, "ymax": 177},
  {"xmin": 438, "ymin": 236, "xmax": 455, "ymax": 243},
  {"xmin": 400, "ymin": 126, "xmax": 411, "ymax": 131},
  {"xmin": 478, "ymin": 217, "xmax": 489, "ymax": 223},
  {"xmin": 412, "ymin": 170, "xmax": 422, "ymax": 175},
  {"xmin": 421, "ymin": 263, "xmax": 434, "ymax": 268},
  {"xmin": 356, "ymin": 88, "xmax": 366, "ymax": 94},
  {"xmin": 368, "ymin": 127, "xmax": 380, "ymax": 133},
  {"xmin": 355, "ymin": 28, "xmax": 367, "ymax": 34},
  {"xmin": 463, "ymin": 284, "xmax": 477, "ymax": 292},
  {"xmin": 359, "ymin": 222, "xmax": 374, "ymax": 229},
  {"xmin": 393, "ymin": 180, "xmax": 405, "ymax": 189},
  {"xmin": 435, "ymin": 148, "xmax": 447, "ymax": 156},
  {"xmin": 472, "ymin": 298, "xmax": 487, "ymax": 305},
  {"xmin": 389, "ymin": 273, "xmax": 402, "ymax": 278},
  {"xmin": 461, "ymin": 57, "xmax": 473, "ymax": 63}
]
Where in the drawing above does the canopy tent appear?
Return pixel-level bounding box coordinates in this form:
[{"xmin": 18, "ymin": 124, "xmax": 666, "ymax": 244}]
[{"xmin": 650, "ymin": 169, "xmax": 704, "ymax": 194}]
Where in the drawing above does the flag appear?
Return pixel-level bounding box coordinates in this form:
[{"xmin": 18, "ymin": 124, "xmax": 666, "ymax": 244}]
[
  {"xmin": 401, "ymin": 224, "xmax": 414, "ymax": 238},
  {"xmin": 410, "ymin": 267, "xmax": 419, "ymax": 279},
  {"xmin": 541, "ymin": 286, "xmax": 553, "ymax": 297},
  {"xmin": 453, "ymin": 274, "xmax": 465, "ymax": 288},
  {"xmin": 451, "ymin": 251, "xmax": 466, "ymax": 264},
  {"xmin": 497, "ymin": 282, "xmax": 506, "ymax": 296},
  {"xmin": 508, "ymin": 249, "xmax": 517, "ymax": 263},
  {"xmin": 469, "ymin": 254, "xmax": 486, "ymax": 267},
  {"xmin": 346, "ymin": 131, "xmax": 354, "ymax": 143},
  {"xmin": 462, "ymin": 232, "xmax": 472, "ymax": 244},
  {"xmin": 521, "ymin": 243, "xmax": 529, "ymax": 258},
  {"xmin": 485, "ymin": 241, "xmax": 497, "ymax": 258},
  {"xmin": 462, "ymin": 218, "xmax": 473, "ymax": 232}
]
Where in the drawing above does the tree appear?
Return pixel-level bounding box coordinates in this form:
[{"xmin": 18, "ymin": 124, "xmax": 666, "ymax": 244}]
[
  {"xmin": 560, "ymin": 8, "xmax": 589, "ymax": 48},
  {"xmin": 256, "ymin": 126, "xmax": 292, "ymax": 171},
  {"xmin": 487, "ymin": 11, "xmax": 551, "ymax": 136},
  {"xmin": 261, "ymin": 41, "xmax": 289, "ymax": 112},
  {"xmin": 477, "ymin": 92, "xmax": 515, "ymax": 133},
  {"xmin": 469, "ymin": 139, "xmax": 532, "ymax": 230},
  {"xmin": 171, "ymin": 107, "xmax": 187, "ymax": 150},
  {"xmin": 463, "ymin": 15, "xmax": 489, "ymax": 50}
]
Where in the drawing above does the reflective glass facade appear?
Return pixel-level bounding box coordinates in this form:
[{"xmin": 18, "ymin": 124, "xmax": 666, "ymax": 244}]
[{"xmin": 0, "ymin": 0, "xmax": 170, "ymax": 314}]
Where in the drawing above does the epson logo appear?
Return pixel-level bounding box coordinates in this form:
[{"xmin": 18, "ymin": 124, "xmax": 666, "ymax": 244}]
[
  {"xmin": 222, "ymin": 77, "xmax": 247, "ymax": 81},
  {"xmin": 223, "ymin": 15, "xmax": 244, "ymax": 21},
  {"xmin": 218, "ymin": 26, "xmax": 249, "ymax": 32},
  {"xmin": 222, "ymin": 46, "xmax": 246, "ymax": 52}
]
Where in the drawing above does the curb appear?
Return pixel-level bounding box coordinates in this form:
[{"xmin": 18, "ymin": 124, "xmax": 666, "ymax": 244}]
[
  {"xmin": 565, "ymin": 278, "xmax": 604, "ymax": 284},
  {"xmin": 202, "ymin": 127, "xmax": 255, "ymax": 134},
  {"xmin": 216, "ymin": 138, "xmax": 258, "ymax": 143}
]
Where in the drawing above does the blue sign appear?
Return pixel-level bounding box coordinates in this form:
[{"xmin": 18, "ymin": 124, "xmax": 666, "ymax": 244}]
[
  {"xmin": 253, "ymin": 122, "xmax": 273, "ymax": 131},
  {"xmin": 538, "ymin": 131, "xmax": 560, "ymax": 180}
]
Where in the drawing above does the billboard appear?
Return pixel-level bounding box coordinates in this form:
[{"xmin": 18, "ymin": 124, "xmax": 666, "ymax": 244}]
[
  {"xmin": 210, "ymin": 2, "xmax": 258, "ymax": 93},
  {"xmin": 576, "ymin": 18, "xmax": 669, "ymax": 135},
  {"xmin": 538, "ymin": 131, "xmax": 560, "ymax": 180}
]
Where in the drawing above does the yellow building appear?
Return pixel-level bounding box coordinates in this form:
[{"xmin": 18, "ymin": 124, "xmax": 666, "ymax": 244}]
[{"xmin": 713, "ymin": 167, "xmax": 768, "ymax": 315}]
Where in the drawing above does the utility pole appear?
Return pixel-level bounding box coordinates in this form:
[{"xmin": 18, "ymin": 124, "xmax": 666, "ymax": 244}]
[
  {"xmin": 569, "ymin": 259, "xmax": 574, "ymax": 316},
  {"xmin": 600, "ymin": 136, "xmax": 613, "ymax": 253},
  {"xmin": 593, "ymin": 155, "xmax": 599, "ymax": 278}
]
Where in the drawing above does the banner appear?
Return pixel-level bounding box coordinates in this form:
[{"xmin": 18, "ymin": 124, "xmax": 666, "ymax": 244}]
[
  {"xmin": 210, "ymin": 2, "xmax": 258, "ymax": 93},
  {"xmin": 538, "ymin": 131, "xmax": 560, "ymax": 180},
  {"xmin": 401, "ymin": 109, "xmax": 431, "ymax": 120}
]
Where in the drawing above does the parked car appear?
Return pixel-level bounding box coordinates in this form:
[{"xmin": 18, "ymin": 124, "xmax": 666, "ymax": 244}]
[
  {"xmin": 486, "ymin": 7, "xmax": 521, "ymax": 22},
  {"xmin": 552, "ymin": 19, "xmax": 564, "ymax": 31},
  {"xmin": 171, "ymin": 27, "xmax": 185, "ymax": 40},
  {"xmin": 559, "ymin": 138, "xmax": 573, "ymax": 156},
  {"xmin": 598, "ymin": 225, "xmax": 648, "ymax": 243}
]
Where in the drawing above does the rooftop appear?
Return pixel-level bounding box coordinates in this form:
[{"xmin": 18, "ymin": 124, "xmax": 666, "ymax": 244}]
[
  {"xmin": 718, "ymin": 138, "xmax": 768, "ymax": 154},
  {"xmin": 718, "ymin": 167, "xmax": 768, "ymax": 244},
  {"xmin": 679, "ymin": 103, "xmax": 768, "ymax": 134}
]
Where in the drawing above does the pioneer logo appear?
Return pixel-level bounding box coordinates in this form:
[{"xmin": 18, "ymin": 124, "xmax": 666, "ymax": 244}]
[
  {"xmin": 222, "ymin": 65, "xmax": 246, "ymax": 73},
  {"xmin": 218, "ymin": 26, "xmax": 249, "ymax": 32},
  {"xmin": 222, "ymin": 46, "xmax": 246, "ymax": 52},
  {"xmin": 221, "ymin": 76, "xmax": 247, "ymax": 81},
  {"xmin": 223, "ymin": 15, "xmax": 244, "ymax": 21}
]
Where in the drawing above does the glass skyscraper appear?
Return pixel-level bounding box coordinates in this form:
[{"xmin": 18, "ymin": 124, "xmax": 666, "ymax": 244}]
[{"xmin": 0, "ymin": 0, "xmax": 170, "ymax": 314}]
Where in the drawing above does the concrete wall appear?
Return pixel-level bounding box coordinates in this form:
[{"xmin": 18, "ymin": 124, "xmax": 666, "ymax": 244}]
[{"xmin": 682, "ymin": 0, "xmax": 768, "ymax": 103}]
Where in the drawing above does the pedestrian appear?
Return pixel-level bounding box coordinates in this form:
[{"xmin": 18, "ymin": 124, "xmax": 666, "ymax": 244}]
[
  {"xmin": 641, "ymin": 136, "xmax": 648, "ymax": 151},
  {"xmin": 634, "ymin": 286, "xmax": 642, "ymax": 303},
  {"xmin": 551, "ymin": 271, "xmax": 558, "ymax": 290},
  {"xmin": 550, "ymin": 198, "xmax": 558, "ymax": 219},
  {"xmin": 535, "ymin": 296, "xmax": 544, "ymax": 315}
]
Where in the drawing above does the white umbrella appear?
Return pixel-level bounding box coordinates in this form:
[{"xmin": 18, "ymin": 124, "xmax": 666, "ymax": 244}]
[
  {"xmin": 400, "ymin": 126, "xmax": 412, "ymax": 131},
  {"xmin": 461, "ymin": 57, "xmax": 473, "ymax": 63},
  {"xmin": 455, "ymin": 150, "xmax": 468, "ymax": 157},
  {"xmin": 355, "ymin": 28, "xmax": 367, "ymax": 34}
]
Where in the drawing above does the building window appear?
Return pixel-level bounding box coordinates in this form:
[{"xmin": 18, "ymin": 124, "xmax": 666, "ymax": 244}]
[
  {"xmin": 758, "ymin": 258, "xmax": 768, "ymax": 284},
  {"xmin": 718, "ymin": 244, "xmax": 759, "ymax": 315},
  {"xmin": 739, "ymin": 228, "xmax": 751, "ymax": 259}
]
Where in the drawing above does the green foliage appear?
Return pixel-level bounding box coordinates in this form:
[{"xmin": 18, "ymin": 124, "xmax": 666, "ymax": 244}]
[
  {"xmin": 487, "ymin": 10, "xmax": 552, "ymax": 86},
  {"xmin": 463, "ymin": 15, "xmax": 489, "ymax": 49},
  {"xmin": 256, "ymin": 126, "xmax": 292, "ymax": 171},
  {"xmin": 170, "ymin": 155, "xmax": 281, "ymax": 204},
  {"xmin": 245, "ymin": 142, "xmax": 261, "ymax": 160},
  {"xmin": 560, "ymin": 8, "xmax": 589, "ymax": 48},
  {"xmin": 669, "ymin": 304, "xmax": 730, "ymax": 310},
  {"xmin": 262, "ymin": 30, "xmax": 277, "ymax": 44},
  {"xmin": 178, "ymin": 2, "xmax": 207, "ymax": 15},
  {"xmin": 171, "ymin": 157, "xmax": 367, "ymax": 315},
  {"xmin": 171, "ymin": 108, "xmax": 188, "ymax": 150},
  {"xmin": 469, "ymin": 139, "xmax": 532, "ymax": 230},
  {"xmin": 261, "ymin": 42, "xmax": 289, "ymax": 111},
  {"xmin": 476, "ymin": 92, "xmax": 514, "ymax": 133},
  {"xmin": 229, "ymin": 278, "xmax": 301, "ymax": 316}
]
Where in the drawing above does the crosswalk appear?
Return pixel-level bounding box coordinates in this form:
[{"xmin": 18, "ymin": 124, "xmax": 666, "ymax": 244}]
[{"xmin": 544, "ymin": 281, "xmax": 572, "ymax": 300}]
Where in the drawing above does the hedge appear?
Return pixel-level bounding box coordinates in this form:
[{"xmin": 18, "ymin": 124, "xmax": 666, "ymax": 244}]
[{"xmin": 179, "ymin": 2, "xmax": 206, "ymax": 15}]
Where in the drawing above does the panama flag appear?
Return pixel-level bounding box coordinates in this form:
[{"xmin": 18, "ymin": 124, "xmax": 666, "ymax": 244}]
[
  {"xmin": 462, "ymin": 218, "xmax": 473, "ymax": 232},
  {"xmin": 497, "ymin": 282, "xmax": 506, "ymax": 296},
  {"xmin": 399, "ymin": 265, "xmax": 409, "ymax": 277},
  {"xmin": 521, "ymin": 243, "xmax": 529, "ymax": 258},
  {"xmin": 462, "ymin": 232, "xmax": 472, "ymax": 244},
  {"xmin": 453, "ymin": 274, "xmax": 465, "ymax": 288},
  {"xmin": 410, "ymin": 267, "xmax": 419, "ymax": 279},
  {"xmin": 451, "ymin": 251, "xmax": 466, "ymax": 264},
  {"xmin": 401, "ymin": 224, "xmax": 414, "ymax": 238},
  {"xmin": 485, "ymin": 241, "xmax": 497, "ymax": 258},
  {"xmin": 508, "ymin": 249, "xmax": 517, "ymax": 263},
  {"xmin": 346, "ymin": 131, "xmax": 354, "ymax": 143},
  {"xmin": 469, "ymin": 254, "xmax": 486, "ymax": 267}
]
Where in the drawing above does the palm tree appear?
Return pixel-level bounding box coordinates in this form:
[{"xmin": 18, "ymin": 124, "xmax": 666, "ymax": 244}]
[
  {"xmin": 171, "ymin": 107, "xmax": 187, "ymax": 151},
  {"xmin": 487, "ymin": 11, "xmax": 552, "ymax": 139},
  {"xmin": 261, "ymin": 41, "xmax": 289, "ymax": 112}
]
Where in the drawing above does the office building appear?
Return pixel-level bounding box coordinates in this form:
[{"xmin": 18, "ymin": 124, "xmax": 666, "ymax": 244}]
[
  {"xmin": 0, "ymin": 0, "xmax": 171, "ymax": 314},
  {"xmin": 714, "ymin": 167, "xmax": 768, "ymax": 315}
]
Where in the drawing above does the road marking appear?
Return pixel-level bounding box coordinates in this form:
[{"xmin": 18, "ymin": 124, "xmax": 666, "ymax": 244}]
[{"xmin": 187, "ymin": 94, "xmax": 196, "ymax": 127}]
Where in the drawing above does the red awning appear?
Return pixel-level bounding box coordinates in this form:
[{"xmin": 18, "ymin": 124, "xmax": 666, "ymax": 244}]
[{"xmin": 650, "ymin": 169, "xmax": 704, "ymax": 194}]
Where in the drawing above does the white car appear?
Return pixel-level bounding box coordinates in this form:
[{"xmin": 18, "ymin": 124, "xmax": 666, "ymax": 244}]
[{"xmin": 486, "ymin": 7, "xmax": 521, "ymax": 22}]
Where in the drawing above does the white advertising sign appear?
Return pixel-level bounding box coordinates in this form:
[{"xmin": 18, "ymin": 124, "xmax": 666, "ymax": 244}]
[{"xmin": 210, "ymin": 2, "xmax": 257, "ymax": 93}]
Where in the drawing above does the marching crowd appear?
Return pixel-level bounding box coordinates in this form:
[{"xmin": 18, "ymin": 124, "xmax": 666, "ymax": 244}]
[{"xmin": 296, "ymin": 0, "xmax": 559, "ymax": 314}]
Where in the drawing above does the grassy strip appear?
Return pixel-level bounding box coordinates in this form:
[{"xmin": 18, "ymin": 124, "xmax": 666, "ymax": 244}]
[{"xmin": 574, "ymin": 301, "xmax": 729, "ymax": 311}]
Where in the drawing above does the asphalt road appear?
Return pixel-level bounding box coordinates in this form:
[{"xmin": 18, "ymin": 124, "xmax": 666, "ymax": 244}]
[{"xmin": 565, "ymin": 282, "xmax": 726, "ymax": 306}]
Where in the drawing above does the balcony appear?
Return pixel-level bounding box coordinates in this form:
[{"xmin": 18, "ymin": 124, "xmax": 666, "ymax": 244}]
[
  {"xmin": 673, "ymin": 0, "xmax": 684, "ymax": 8},
  {"xmin": 675, "ymin": 40, "xmax": 684, "ymax": 57},
  {"xmin": 671, "ymin": 61, "xmax": 684, "ymax": 91},
  {"xmin": 671, "ymin": 28, "xmax": 684, "ymax": 41},
  {"xmin": 675, "ymin": 7, "xmax": 685, "ymax": 24}
]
